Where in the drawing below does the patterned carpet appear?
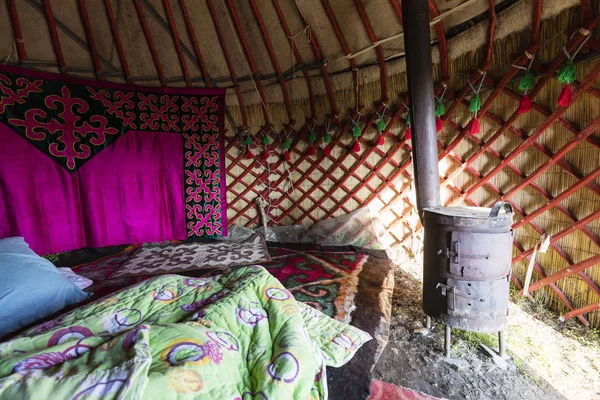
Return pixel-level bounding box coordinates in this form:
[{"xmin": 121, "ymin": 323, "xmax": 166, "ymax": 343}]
[{"xmin": 262, "ymin": 246, "xmax": 367, "ymax": 323}]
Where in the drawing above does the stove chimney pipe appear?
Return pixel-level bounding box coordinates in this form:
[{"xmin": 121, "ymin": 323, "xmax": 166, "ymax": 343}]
[{"xmin": 401, "ymin": 0, "xmax": 441, "ymax": 214}]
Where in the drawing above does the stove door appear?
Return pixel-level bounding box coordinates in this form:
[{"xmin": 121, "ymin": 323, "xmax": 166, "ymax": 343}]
[
  {"xmin": 445, "ymin": 277, "xmax": 510, "ymax": 330},
  {"xmin": 446, "ymin": 230, "xmax": 512, "ymax": 280}
]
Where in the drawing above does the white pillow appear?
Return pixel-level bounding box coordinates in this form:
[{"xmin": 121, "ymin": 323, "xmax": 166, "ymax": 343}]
[{"xmin": 57, "ymin": 268, "xmax": 93, "ymax": 290}]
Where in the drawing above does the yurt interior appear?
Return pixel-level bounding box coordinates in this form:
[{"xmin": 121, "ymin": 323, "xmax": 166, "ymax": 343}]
[{"xmin": 0, "ymin": 0, "xmax": 599, "ymax": 399}]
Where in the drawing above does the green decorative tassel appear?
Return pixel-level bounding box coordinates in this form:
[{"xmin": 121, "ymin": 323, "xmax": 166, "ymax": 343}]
[
  {"xmin": 377, "ymin": 119, "xmax": 386, "ymax": 132},
  {"xmin": 283, "ymin": 138, "xmax": 291, "ymax": 149},
  {"xmin": 308, "ymin": 130, "xmax": 317, "ymax": 144},
  {"xmin": 518, "ymin": 70, "xmax": 535, "ymax": 93},
  {"xmin": 435, "ymin": 101, "xmax": 445, "ymax": 117},
  {"xmin": 557, "ymin": 59, "xmax": 576, "ymax": 84},
  {"xmin": 244, "ymin": 135, "xmax": 252, "ymax": 145},
  {"xmin": 352, "ymin": 125, "xmax": 362, "ymax": 138},
  {"xmin": 469, "ymin": 94, "xmax": 481, "ymax": 113},
  {"xmin": 262, "ymin": 135, "xmax": 270, "ymax": 145},
  {"xmin": 406, "ymin": 113, "xmax": 411, "ymax": 126},
  {"xmin": 323, "ymin": 131, "xmax": 332, "ymax": 143}
]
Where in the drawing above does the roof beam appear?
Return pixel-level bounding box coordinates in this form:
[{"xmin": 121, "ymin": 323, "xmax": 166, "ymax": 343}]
[
  {"xmin": 133, "ymin": 0, "xmax": 166, "ymax": 86},
  {"xmin": 428, "ymin": 0, "xmax": 449, "ymax": 81},
  {"xmin": 41, "ymin": 0, "xmax": 67, "ymax": 75},
  {"xmin": 205, "ymin": 0, "xmax": 248, "ymax": 127},
  {"xmin": 6, "ymin": 0, "xmax": 27, "ymax": 63},
  {"xmin": 223, "ymin": 0, "xmax": 271, "ymax": 125},
  {"xmin": 102, "ymin": 0, "xmax": 132, "ymax": 83},
  {"xmin": 160, "ymin": 0, "xmax": 191, "ymax": 87},
  {"xmin": 271, "ymin": 0, "xmax": 316, "ymax": 118},
  {"xmin": 178, "ymin": 0, "xmax": 211, "ymax": 87},
  {"xmin": 320, "ymin": 0, "xmax": 361, "ymax": 111},
  {"xmin": 248, "ymin": 0, "xmax": 294, "ymax": 123},
  {"xmin": 76, "ymin": 0, "xmax": 103, "ymax": 80},
  {"xmin": 352, "ymin": 0, "xmax": 388, "ymax": 102},
  {"xmin": 289, "ymin": 0, "xmax": 338, "ymax": 115}
]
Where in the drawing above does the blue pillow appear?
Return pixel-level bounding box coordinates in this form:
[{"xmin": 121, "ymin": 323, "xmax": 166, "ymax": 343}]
[{"xmin": 0, "ymin": 237, "xmax": 89, "ymax": 338}]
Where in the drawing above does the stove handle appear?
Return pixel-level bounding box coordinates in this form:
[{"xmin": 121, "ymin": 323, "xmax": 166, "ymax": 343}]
[
  {"xmin": 489, "ymin": 201, "xmax": 513, "ymax": 218},
  {"xmin": 437, "ymin": 240, "xmax": 460, "ymax": 264}
]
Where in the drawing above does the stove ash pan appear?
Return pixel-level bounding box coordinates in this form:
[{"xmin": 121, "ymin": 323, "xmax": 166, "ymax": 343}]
[{"xmin": 422, "ymin": 203, "xmax": 514, "ymax": 333}]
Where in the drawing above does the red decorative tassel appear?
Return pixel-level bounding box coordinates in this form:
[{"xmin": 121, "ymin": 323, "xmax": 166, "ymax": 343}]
[
  {"xmin": 245, "ymin": 149, "xmax": 253, "ymax": 159},
  {"xmin": 468, "ymin": 117, "xmax": 480, "ymax": 135},
  {"xmin": 517, "ymin": 94, "xmax": 532, "ymax": 114},
  {"xmin": 557, "ymin": 84, "xmax": 573, "ymax": 107},
  {"xmin": 323, "ymin": 145, "xmax": 331, "ymax": 156},
  {"xmin": 404, "ymin": 127, "xmax": 412, "ymax": 140},
  {"xmin": 436, "ymin": 116, "xmax": 444, "ymax": 132},
  {"xmin": 352, "ymin": 141, "xmax": 361, "ymax": 153},
  {"xmin": 263, "ymin": 149, "xmax": 269, "ymax": 159},
  {"xmin": 283, "ymin": 150, "xmax": 290, "ymax": 161},
  {"xmin": 377, "ymin": 135, "xmax": 385, "ymax": 146},
  {"xmin": 308, "ymin": 145, "xmax": 316, "ymax": 156}
]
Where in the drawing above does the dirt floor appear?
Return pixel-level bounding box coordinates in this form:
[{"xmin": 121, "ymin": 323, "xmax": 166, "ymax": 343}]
[{"xmin": 373, "ymin": 258, "xmax": 600, "ymax": 400}]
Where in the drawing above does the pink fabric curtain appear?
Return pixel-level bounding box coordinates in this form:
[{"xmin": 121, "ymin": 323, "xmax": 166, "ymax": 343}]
[{"xmin": 0, "ymin": 124, "xmax": 185, "ymax": 255}]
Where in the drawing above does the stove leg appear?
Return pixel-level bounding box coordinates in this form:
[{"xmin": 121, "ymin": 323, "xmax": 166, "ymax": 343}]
[
  {"xmin": 444, "ymin": 325, "xmax": 451, "ymax": 357},
  {"xmin": 498, "ymin": 330, "xmax": 506, "ymax": 358},
  {"xmin": 425, "ymin": 315, "xmax": 431, "ymax": 329}
]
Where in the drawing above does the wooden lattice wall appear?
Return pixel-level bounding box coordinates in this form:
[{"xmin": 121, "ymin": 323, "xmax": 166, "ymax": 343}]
[{"xmin": 224, "ymin": 14, "xmax": 600, "ymax": 327}]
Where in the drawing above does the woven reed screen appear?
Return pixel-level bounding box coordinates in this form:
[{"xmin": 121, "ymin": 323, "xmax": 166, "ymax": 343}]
[{"xmin": 224, "ymin": 11, "xmax": 600, "ymax": 328}]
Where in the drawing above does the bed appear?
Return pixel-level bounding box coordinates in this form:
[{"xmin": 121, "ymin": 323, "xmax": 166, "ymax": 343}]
[{"xmin": 5, "ymin": 241, "xmax": 394, "ymax": 400}]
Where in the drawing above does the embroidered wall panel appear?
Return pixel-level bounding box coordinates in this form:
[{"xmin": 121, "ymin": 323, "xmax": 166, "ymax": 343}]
[{"xmin": 0, "ymin": 66, "xmax": 226, "ymax": 254}]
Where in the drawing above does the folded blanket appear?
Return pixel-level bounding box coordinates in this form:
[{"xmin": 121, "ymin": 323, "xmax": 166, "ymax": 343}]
[{"xmin": 0, "ymin": 266, "xmax": 370, "ymax": 399}]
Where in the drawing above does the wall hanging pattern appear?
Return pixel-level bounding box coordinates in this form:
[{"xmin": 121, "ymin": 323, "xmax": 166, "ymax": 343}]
[{"xmin": 0, "ymin": 65, "xmax": 226, "ymax": 254}]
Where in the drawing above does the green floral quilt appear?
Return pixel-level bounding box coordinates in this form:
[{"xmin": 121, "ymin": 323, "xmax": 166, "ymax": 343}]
[{"xmin": 0, "ymin": 266, "xmax": 370, "ymax": 399}]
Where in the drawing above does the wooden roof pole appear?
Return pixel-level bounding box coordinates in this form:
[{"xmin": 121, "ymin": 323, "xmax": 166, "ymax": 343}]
[
  {"xmin": 271, "ymin": 0, "xmax": 316, "ymax": 119},
  {"xmin": 41, "ymin": 0, "xmax": 67, "ymax": 75},
  {"xmin": 288, "ymin": 0, "xmax": 338, "ymax": 115},
  {"xmin": 352, "ymin": 0, "xmax": 388, "ymax": 102},
  {"xmin": 530, "ymin": 0, "xmax": 543, "ymax": 43},
  {"xmin": 132, "ymin": 0, "xmax": 166, "ymax": 86},
  {"xmin": 223, "ymin": 0, "xmax": 272, "ymax": 125},
  {"xmin": 160, "ymin": 0, "xmax": 191, "ymax": 87},
  {"xmin": 102, "ymin": 0, "xmax": 132, "ymax": 83},
  {"xmin": 401, "ymin": 0, "xmax": 440, "ymax": 212},
  {"xmin": 76, "ymin": 0, "xmax": 103, "ymax": 80},
  {"xmin": 248, "ymin": 0, "xmax": 294, "ymax": 124},
  {"xmin": 428, "ymin": 0, "xmax": 449, "ymax": 81},
  {"xmin": 390, "ymin": 0, "xmax": 403, "ymax": 24},
  {"xmin": 320, "ymin": 0, "xmax": 361, "ymax": 111},
  {"xmin": 205, "ymin": 0, "xmax": 248, "ymax": 127},
  {"xmin": 178, "ymin": 0, "xmax": 211, "ymax": 88},
  {"xmin": 6, "ymin": 0, "xmax": 27, "ymax": 63}
]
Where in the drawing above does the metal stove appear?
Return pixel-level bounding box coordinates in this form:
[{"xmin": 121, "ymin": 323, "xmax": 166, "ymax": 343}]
[
  {"xmin": 423, "ymin": 203, "xmax": 514, "ymax": 357},
  {"xmin": 401, "ymin": 0, "xmax": 515, "ymax": 358}
]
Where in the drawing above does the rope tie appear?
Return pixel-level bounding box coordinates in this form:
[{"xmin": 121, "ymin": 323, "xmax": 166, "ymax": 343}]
[
  {"xmin": 3, "ymin": 39, "xmax": 21, "ymax": 64},
  {"xmin": 563, "ymin": 33, "xmax": 591, "ymax": 62},
  {"xmin": 578, "ymin": 27, "xmax": 590, "ymax": 36},
  {"xmin": 512, "ymin": 53, "xmax": 536, "ymax": 71},
  {"xmin": 353, "ymin": 67, "xmax": 360, "ymax": 112}
]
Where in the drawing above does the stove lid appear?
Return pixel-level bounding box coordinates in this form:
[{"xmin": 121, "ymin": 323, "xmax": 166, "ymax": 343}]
[{"xmin": 423, "ymin": 205, "xmax": 514, "ymax": 228}]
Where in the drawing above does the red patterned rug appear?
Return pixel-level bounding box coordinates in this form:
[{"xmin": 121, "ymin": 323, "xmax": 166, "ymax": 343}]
[{"xmin": 368, "ymin": 380, "xmax": 445, "ymax": 400}]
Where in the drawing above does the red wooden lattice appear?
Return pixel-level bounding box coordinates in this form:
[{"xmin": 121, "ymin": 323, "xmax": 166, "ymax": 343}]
[{"xmin": 224, "ymin": 20, "xmax": 600, "ymax": 326}]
